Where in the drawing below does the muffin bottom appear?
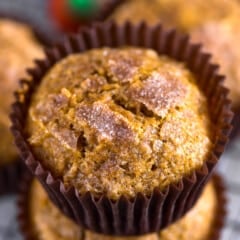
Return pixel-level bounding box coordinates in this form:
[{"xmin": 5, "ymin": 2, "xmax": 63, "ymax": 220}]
[{"xmin": 17, "ymin": 174, "xmax": 227, "ymax": 240}]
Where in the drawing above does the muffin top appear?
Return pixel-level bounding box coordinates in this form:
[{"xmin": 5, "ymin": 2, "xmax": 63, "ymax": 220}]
[
  {"xmin": 26, "ymin": 47, "xmax": 212, "ymax": 200},
  {"xmin": 29, "ymin": 179, "xmax": 218, "ymax": 240},
  {"xmin": 0, "ymin": 19, "xmax": 43, "ymax": 165},
  {"xmin": 191, "ymin": 17, "xmax": 240, "ymax": 108},
  {"xmin": 109, "ymin": 0, "xmax": 240, "ymax": 31}
]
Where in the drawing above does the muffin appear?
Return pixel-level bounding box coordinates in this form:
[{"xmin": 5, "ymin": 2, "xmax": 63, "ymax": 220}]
[
  {"xmin": 11, "ymin": 23, "xmax": 232, "ymax": 235},
  {"xmin": 27, "ymin": 179, "xmax": 83, "ymax": 240},
  {"xmin": 0, "ymin": 19, "xmax": 43, "ymax": 164},
  {"xmin": 0, "ymin": 19, "xmax": 43, "ymax": 194},
  {"xmin": 109, "ymin": 0, "xmax": 240, "ymax": 31},
  {"xmin": 109, "ymin": 1, "xmax": 240, "ymax": 138},
  {"xmin": 190, "ymin": 16, "xmax": 240, "ymax": 137},
  {"xmin": 191, "ymin": 17, "xmax": 240, "ymax": 137},
  {"xmin": 158, "ymin": 177, "xmax": 223, "ymax": 240},
  {"xmin": 26, "ymin": 47, "xmax": 212, "ymax": 199},
  {"xmin": 18, "ymin": 175, "xmax": 226, "ymax": 240},
  {"xmin": 190, "ymin": 16, "xmax": 240, "ymax": 107}
]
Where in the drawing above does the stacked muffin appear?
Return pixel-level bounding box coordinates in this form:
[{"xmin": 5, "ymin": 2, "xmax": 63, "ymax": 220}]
[
  {"xmin": 18, "ymin": 175, "xmax": 226, "ymax": 240},
  {"xmin": 11, "ymin": 22, "xmax": 232, "ymax": 240},
  {"xmin": 0, "ymin": 19, "xmax": 43, "ymax": 194},
  {"xmin": 109, "ymin": 0, "xmax": 240, "ymax": 136}
]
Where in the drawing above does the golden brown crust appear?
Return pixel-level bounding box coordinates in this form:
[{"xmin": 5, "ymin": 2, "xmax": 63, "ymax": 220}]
[
  {"xmin": 0, "ymin": 19, "xmax": 43, "ymax": 165},
  {"xmin": 190, "ymin": 16, "xmax": 240, "ymax": 108},
  {"xmin": 109, "ymin": 0, "xmax": 240, "ymax": 32},
  {"xmin": 26, "ymin": 47, "xmax": 212, "ymax": 200}
]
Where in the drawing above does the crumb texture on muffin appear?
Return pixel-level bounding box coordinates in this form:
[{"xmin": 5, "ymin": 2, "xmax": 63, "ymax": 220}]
[
  {"xmin": 29, "ymin": 179, "xmax": 218, "ymax": 240},
  {"xmin": 0, "ymin": 19, "xmax": 42, "ymax": 165},
  {"xmin": 26, "ymin": 47, "xmax": 212, "ymax": 199},
  {"xmin": 109, "ymin": 0, "xmax": 240, "ymax": 108}
]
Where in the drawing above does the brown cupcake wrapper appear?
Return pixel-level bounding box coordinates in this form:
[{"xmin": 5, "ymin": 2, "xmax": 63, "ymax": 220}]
[
  {"xmin": 17, "ymin": 172, "xmax": 227, "ymax": 240},
  {"xmin": 0, "ymin": 160, "xmax": 26, "ymax": 195},
  {"xmin": 11, "ymin": 22, "xmax": 233, "ymax": 236},
  {"xmin": 210, "ymin": 174, "xmax": 227, "ymax": 240}
]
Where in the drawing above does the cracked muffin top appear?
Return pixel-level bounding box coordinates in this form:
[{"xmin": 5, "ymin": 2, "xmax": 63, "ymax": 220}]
[
  {"xmin": 109, "ymin": 0, "xmax": 240, "ymax": 32},
  {"xmin": 26, "ymin": 47, "xmax": 212, "ymax": 200},
  {"xmin": 0, "ymin": 19, "xmax": 43, "ymax": 165}
]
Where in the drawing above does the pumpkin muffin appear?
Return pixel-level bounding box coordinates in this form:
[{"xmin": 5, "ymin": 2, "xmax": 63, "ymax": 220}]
[
  {"xmin": 109, "ymin": 0, "xmax": 240, "ymax": 32},
  {"xmin": 25, "ymin": 47, "xmax": 213, "ymax": 200},
  {"xmin": 0, "ymin": 19, "xmax": 43, "ymax": 166},
  {"xmin": 21, "ymin": 176, "xmax": 224, "ymax": 240},
  {"xmin": 190, "ymin": 16, "xmax": 240, "ymax": 109}
]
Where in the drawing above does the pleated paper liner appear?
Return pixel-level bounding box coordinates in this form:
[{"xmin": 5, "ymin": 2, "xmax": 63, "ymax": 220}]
[
  {"xmin": 210, "ymin": 174, "xmax": 228, "ymax": 240},
  {"xmin": 17, "ymin": 172, "xmax": 227, "ymax": 240},
  {"xmin": 11, "ymin": 22, "xmax": 233, "ymax": 236},
  {"xmin": 0, "ymin": 12, "xmax": 52, "ymax": 196}
]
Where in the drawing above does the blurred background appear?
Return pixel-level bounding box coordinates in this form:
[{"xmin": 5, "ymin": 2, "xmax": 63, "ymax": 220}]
[
  {"xmin": 0, "ymin": 1, "xmax": 55, "ymax": 35},
  {"xmin": 0, "ymin": 0, "xmax": 239, "ymax": 239}
]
